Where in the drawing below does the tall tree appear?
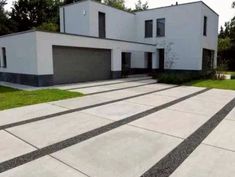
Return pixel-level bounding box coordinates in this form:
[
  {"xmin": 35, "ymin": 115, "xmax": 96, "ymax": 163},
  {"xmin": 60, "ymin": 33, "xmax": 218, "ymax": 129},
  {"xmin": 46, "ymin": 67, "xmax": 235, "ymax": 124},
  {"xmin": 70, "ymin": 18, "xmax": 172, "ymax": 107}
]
[
  {"xmin": 103, "ymin": 0, "xmax": 126, "ymax": 10},
  {"xmin": 132, "ymin": 0, "xmax": 148, "ymax": 12},
  {"xmin": 0, "ymin": 0, "xmax": 15, "ymax": 35},
  {"xmin": 10, "ymin": 0, "xmax": 61, "ymax": 32}
]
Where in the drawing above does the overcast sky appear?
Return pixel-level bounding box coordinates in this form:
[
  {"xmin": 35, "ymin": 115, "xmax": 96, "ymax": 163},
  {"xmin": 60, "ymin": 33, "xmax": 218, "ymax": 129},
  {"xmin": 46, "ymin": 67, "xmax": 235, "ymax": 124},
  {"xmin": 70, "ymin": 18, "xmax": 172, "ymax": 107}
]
[{"xmin": 5, "ymin": 0, "xmax": 235, "ymax": 28}]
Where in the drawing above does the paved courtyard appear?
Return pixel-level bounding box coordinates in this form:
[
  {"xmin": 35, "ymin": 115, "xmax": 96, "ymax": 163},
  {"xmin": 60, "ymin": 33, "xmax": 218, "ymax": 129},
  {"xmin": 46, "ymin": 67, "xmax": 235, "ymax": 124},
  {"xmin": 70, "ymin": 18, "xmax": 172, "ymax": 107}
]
[{"xmin": 0, "ymin": 76, "xmax": 235, "ymax": 177}]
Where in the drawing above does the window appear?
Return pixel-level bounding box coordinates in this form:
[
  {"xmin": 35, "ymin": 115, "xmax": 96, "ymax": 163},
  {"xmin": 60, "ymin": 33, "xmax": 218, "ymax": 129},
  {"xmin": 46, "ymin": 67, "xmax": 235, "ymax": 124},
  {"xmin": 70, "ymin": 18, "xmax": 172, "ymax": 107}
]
[
  {"xmin": 202, "ymin": 49, "xmax": 214, "ymax": 70},
  {"xmin": 145, "ymin": 20, "xmax": 153, "ymax": 38},
  {"xmin": 1, "ymin": 47, "xmax": 7, "ymax": 68},
  {"xmin": 98, "ymin": 12, "xmax": 106, "ymax": 38},
  {"xmin": 203, "ymin": 16, "xmax": 207, "ymax": 36},
  {"xmin": 157, "ymin": 18, "xmax": 165, "ymax": 37}
]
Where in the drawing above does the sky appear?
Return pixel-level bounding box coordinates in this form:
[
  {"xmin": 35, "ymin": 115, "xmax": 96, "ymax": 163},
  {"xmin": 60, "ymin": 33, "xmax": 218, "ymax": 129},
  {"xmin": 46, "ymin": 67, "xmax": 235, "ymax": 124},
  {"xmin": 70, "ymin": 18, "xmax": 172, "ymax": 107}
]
[{"xmin": 4, "ymin": 0, "xmax": 235, "ymax": 28}]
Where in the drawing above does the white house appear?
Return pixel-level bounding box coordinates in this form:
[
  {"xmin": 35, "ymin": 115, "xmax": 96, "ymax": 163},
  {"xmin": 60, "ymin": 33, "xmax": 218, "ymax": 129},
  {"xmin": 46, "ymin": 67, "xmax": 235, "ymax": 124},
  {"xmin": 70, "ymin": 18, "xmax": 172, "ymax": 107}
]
[{"xmin": 0, "ymin": 0, "xmax": 218, "ymax": 86}]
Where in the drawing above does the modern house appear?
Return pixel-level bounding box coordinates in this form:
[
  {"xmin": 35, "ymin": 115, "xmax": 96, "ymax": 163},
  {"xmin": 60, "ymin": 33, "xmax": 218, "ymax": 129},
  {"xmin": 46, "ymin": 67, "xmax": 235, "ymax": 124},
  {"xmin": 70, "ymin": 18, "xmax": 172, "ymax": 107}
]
[{"xmin": 0, "ymin": 0, "xmax": 218, "ymax": 86}]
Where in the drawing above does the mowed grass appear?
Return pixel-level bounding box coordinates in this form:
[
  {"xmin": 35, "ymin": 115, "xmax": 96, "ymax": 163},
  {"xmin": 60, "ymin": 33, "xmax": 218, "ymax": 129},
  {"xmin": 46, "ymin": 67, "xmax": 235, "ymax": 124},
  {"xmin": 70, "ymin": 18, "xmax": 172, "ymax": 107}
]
[
  {"xmin": 0, "ymin": 86, "xmax": 83, "ymax": 111},
  {"xmin": 186, "ymin": 79, "xmax": 235, "ymax": 91}
]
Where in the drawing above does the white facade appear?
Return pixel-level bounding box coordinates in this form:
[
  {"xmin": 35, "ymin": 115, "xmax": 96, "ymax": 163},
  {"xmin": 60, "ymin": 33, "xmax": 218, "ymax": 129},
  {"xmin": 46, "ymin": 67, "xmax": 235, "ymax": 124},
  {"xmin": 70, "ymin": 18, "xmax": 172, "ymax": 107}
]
[
  {"xmin": 0, "ymin": 0, "xmax": 219, "ymax": 86},
  {"xmin": 61, "ymin": 0, "xmax": 218, "ymax": 71}
]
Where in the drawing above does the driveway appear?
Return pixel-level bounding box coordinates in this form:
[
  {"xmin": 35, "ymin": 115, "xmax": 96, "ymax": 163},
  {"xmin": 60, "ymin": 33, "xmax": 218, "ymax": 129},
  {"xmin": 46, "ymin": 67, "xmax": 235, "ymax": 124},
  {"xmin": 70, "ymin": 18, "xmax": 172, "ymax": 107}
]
[{"xmin": 0, "ymin": 75, "xmax": 235, "ymax": 177}]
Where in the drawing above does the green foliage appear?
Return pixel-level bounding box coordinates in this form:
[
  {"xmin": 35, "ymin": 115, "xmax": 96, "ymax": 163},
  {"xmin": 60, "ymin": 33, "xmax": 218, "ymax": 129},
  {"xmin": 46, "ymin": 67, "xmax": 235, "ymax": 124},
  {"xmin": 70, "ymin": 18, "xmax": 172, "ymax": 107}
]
[
  {"xmin": 37, "ymin": 22, "xmax": 59, "ymax": 32},
  {"xmin": 103, "ymin": 0, "xmax": 126, "ymax": 10},
  {"xmin": 132, "ymin": 0, "xmax": 148, "ymax": 12},
  {"xmin": 10, "ymin": 0, "xmax": 61, "ymax": 32},
  {"xmin": 157, "ymin": 72, "xmax": 207, "ymax": 85},
  {"xmin": 0, "ymin": 0, "xmax": 16, "ymax": 35},
  {"xmin": 218, "ymin": 37, "xmax": 231, "ymax": 52}
]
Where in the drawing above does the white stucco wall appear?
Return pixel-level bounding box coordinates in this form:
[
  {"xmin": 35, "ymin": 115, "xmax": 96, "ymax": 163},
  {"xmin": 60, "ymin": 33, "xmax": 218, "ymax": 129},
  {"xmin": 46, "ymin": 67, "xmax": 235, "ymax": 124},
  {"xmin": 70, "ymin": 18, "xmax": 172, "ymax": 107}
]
[
  {"xmin": 0, "ymin": 31, "xmax": 38, "ymax": 75},
  {"xmin": 35, "ymin": 31, "xmax": 155, "ymax": 75},
  {"xmin": 88, "ymin": 1, "xmax": 136, "ymax": 41},
  {"xmin": 60, "ymin": 1, "xmax": 218, "ymax": 71},
  {"xmin": 60, "ymin": 1, "xmax": 90, "ymax": 35},
  {"xmin": 201, "ymin": 4, "xmax": 219, "ymax": 68},
  {"xmin": 135, "ymin": 2, "xmax": 210, "ymax": 70}
]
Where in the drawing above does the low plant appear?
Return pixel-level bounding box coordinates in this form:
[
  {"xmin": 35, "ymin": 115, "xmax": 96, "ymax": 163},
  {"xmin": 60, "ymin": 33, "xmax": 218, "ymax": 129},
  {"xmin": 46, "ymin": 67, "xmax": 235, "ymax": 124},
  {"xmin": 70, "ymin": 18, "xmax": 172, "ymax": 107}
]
[{"xmin": 156, "ymin": 71, "xmax": 208, "ymax": 85}]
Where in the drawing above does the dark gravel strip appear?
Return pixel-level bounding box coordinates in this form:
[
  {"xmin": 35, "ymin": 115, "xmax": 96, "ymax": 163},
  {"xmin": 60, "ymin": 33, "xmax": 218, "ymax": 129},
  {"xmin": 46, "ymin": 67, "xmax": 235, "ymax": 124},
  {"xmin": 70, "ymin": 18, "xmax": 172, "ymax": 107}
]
[
  {"xmin": 67, "ymin": 77, "xmax": 151, "ymax": 90},
  {"xmin": 86, "ymin": 82, "xmax": 156, "ymax": 96},
  {"xmin": 0, "ymin": 88, "xmax": 210, "ymax": 174},
  {"xmin": 141, "ymin": 96, "xmax": 235, "ymax": 177},
  {"xmin": 0, "ymin": 86, "xmax": 179, "ymax": 130}
]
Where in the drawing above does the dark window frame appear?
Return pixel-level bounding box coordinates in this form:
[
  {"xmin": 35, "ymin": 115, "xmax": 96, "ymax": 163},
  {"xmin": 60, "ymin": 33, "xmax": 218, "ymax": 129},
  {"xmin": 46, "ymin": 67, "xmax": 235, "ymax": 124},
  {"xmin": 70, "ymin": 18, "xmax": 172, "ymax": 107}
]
[
  {"xmin": 203, "ymin": 16, "xmax": 207, "ymax": 36},
  {"xmin": 2, "ymin": 47, "xmax": 7, "ymax": 68},
  {"xmin": 145, "ymin": 20, "xmax": 153, "ymax": 38},
  {"xmin": 98, "ymin": 11, "xmax": 106, "ymax": 38},
  {"xmin": 157, "ymin": 18, "xmax": 165, "ymax": 37}
]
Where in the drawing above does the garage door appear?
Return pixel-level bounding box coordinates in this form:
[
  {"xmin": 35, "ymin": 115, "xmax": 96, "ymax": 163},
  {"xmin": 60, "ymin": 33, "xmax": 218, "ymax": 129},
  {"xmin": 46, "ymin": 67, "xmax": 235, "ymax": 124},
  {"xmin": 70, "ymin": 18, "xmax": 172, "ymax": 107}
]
[{"xmin": 53, "ymin": 46, "xmax": 111, "ymax": 84}]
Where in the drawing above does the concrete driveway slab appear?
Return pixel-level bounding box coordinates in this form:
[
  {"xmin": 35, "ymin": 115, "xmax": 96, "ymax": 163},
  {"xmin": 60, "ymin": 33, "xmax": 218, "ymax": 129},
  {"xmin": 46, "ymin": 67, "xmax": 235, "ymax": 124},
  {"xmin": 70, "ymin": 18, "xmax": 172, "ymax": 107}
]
[
  {"xmin": 154, "ymin": 86, "xmax": 204, "ymax": 98},
  {"xmin": 96, "ymin": 90, "xmax": 142, "ymax": 99},
  {"xmin": 130, "ymin": 109, "xmax": 209, "ymax": 138},
  {"xmin": 53, "ymin": 125, "xmax": 182, "ymax": 177},
  {"xmin": 0, "ymin": 156, "xmax": 87, "ymax": 177},
  {"xmin": 82, "ymin": 101, "xmax": 153, "ymax": 121},
  {"xmin": 203, "ymin": 120, "xmax": 235, "ymax": 151},
  {"xmin": 170, "ymin": 144, "xmax": 235, "ymax": 177},
  {"xmin": 0, "ymin": 131, "xmax": 35, "ymax": 163},
  {"xmin": 225, "ymin": 107, "xmax": 235, "ymax": 121},
  {"xmin": 56, "ymin": 76, "xmax": 151, "ymax": 90},
  {"xmin": 126, "ymin": 94, "xmax": 176, "ymax": 107},
  {"xmin": 169, "ymin": 96, "xmax": 231, "ymax": 117},
  {"xmin": 126, "ymin": 83, "xmax": 173, "ymax": 93},
  {"xmin": 51, "ymin": 95, "xmax": 113, "ymax": 109},
  {"xmin": 8, "ymin": 112, "xmax": 112, "ymax": 148},
  {"xmin": 0, "ymin": 103, "xmax": 67, "ymax": 127}
]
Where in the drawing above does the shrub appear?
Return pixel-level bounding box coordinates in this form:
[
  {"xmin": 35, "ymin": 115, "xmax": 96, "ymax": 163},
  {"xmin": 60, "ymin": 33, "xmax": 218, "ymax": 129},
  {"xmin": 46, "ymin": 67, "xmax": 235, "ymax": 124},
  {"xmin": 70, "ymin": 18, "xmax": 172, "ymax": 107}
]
[{"xmin": 156, "ymin": 71, "xmax": 208, "ymax": 85}]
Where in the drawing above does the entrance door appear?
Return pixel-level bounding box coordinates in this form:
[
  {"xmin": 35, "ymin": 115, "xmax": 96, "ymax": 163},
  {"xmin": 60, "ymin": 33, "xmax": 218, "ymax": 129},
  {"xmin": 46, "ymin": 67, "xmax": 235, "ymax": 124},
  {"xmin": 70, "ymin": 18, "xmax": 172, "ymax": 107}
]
[
  {"xmin": 146, "ymin": 52, "xmax": 152, "ymax": 73},
  {"xmin": 158, "ymin": 49, "xmax": 165, "ymax": 71},
  {"xmin": 122, "ymin": 52, "xmax": 131, "ymax": 77},
  {"xmin": 98, "ymin": 12, "xmax": 106, "ymax": 38}
]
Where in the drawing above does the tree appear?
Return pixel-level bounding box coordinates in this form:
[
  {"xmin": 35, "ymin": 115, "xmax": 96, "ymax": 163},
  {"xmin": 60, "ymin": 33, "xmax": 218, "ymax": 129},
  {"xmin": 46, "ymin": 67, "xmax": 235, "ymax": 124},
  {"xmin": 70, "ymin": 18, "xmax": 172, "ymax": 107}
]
[
  {"xmin": 0, "ymin": 0, "xmax": 16, "ymax": 35},
  {"xmin": 132, "ymin": 0, "xmax": 148, "ymax": 12},
  {"xmin": 10, "ymin": 0, "xmax": 61, "ymax": 32},
  {"xmin": 63, "ymin": 0, "xmax": 101, "ymax": 5},
  {"xmin": 103, "ymin": 0, "xmax": 126, "ymax": 10}
]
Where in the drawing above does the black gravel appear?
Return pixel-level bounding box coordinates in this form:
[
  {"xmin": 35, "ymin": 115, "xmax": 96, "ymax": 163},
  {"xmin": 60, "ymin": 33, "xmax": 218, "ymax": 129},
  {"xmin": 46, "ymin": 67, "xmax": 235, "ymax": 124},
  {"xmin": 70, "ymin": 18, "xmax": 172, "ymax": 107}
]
[
  {"xmin": 67, "ymin": 77, "xmax": 152, "ymax": 90},
  {"xmin": 141, "ymin": 97, "xmax": 235, "ymax": 177},
  {"xmin": 86, "ymin": 82, "xmax": 156, "ymax": 95},
  {"xmin": 0, "ymin": 88, "xmax": 210, "ymax": 174},
  {"xmin": 0, "ymin": 86, "xmax": 179, "ymax": 130}
]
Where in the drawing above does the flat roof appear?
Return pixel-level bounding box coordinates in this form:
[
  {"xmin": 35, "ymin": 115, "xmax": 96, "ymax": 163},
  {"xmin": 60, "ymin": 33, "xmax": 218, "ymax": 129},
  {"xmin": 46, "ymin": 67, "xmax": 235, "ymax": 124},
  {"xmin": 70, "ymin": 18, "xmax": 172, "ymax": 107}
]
[
  {"xmin": 60, "ymin": 0, "xmax": 218, "ymax": 16},
  {"xmin": 0, "ymin": 29, "xmax": 156, "ymax": 46}
]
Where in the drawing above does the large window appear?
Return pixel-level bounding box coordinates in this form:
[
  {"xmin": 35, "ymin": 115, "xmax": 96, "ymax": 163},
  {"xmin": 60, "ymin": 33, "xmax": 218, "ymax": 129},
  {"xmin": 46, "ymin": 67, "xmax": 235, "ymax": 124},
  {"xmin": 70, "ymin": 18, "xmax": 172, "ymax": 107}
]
[
  {"xmin": 1, "ymin": 47, "xmax": 7, "ymax": 68},
  {"xmin": 202, "ymin": 49, "xmax": 214, "ymax": 70},
  {"xmin": 157, "ymin": 18, "xmax": 165, "ymax": 37},
  {"xmin": 203, "ymin": 16, "xmax": 207, "ymax": 36},
  {"xmin": 98, "ymin": 12, "xmax": 106, "ymax": 38},
  {"xmin": 145, "ymin": 20, "xmax": 153, "ymax": 38}
]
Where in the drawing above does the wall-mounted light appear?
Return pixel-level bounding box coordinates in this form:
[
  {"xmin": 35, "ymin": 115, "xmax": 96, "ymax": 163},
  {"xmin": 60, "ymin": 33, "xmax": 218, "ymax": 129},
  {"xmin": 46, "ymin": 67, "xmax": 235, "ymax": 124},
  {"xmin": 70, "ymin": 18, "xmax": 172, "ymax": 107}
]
[{"xmin": 83, "ymin": 10, "xmax": 86, "ymax": 16}]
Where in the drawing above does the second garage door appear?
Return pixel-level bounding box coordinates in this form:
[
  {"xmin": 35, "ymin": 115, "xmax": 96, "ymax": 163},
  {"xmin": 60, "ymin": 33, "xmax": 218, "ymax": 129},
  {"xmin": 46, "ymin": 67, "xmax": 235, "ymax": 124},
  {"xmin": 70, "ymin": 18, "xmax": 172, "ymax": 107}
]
[{"xmin": 53, "ymin": 46, "xmax": 111, "ymax": 84}]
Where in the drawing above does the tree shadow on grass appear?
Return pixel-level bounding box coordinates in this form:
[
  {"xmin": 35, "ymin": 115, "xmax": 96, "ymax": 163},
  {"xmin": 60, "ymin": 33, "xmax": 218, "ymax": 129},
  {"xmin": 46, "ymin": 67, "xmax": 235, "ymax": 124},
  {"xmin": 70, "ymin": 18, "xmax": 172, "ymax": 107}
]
[{"xmin": 0, "ymin": 86, "xmax": 20, "ymax": 94}]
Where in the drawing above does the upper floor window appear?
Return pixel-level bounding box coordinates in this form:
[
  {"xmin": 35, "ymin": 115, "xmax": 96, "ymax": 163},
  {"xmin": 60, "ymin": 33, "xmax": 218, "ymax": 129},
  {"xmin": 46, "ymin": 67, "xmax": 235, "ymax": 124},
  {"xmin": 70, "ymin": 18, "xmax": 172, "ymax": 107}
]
[
  {"xmin": 145, "ymin": 20, "xmax": 153, "ymax": 38},
  {"xmin": 157, "ymin": 18, "xmax": 165, "ymax": 37},
  {"xmin": 203, "ymin": 16, "xmax": 207, "ymax": 36},
  {"xmin": 98, "ymin": 12, "xmax": 106, "ymax": 38},
  {"xmin": 1, "ymin": 47, "xmax": 7, "ymax": 68}
]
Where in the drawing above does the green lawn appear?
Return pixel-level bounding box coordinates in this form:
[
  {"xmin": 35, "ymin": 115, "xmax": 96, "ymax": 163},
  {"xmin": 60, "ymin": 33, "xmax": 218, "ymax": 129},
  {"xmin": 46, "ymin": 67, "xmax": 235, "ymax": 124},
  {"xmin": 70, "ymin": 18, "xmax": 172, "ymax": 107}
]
[
  {"xmin": 0, "ymin": 86, "xmax": 83, "ymax": 111},
  {"xmin": 186, "ymin": 79, "xmax": 235, "ymax": 91}
]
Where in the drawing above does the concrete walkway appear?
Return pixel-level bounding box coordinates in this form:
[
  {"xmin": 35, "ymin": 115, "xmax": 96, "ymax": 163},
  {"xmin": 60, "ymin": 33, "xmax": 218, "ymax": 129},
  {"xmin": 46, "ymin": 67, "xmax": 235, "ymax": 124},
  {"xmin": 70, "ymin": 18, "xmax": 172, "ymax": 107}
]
[{"xmin": 0, "ymin": 76, "xmax": 235, "ymax": 177}]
